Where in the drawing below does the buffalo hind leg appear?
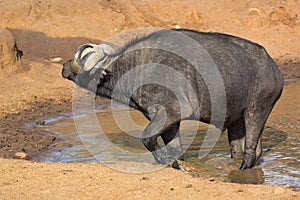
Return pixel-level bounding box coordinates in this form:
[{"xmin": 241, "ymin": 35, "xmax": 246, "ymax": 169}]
[
  {"xmin": 256, "ymin": 137, "xmax": 262, "ymax": 160},
  {"xmin": 228, "ymin": 119, "xmax": 262, "ymax": 161},
  {"xmin": 240, "ymin": 104, "xmax": 272, "ymax": 170}
]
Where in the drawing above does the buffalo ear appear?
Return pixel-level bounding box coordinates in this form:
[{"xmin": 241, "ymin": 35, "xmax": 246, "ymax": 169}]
[
  {"xmin": 98, "ymin": 69, "xmax": 112, "ymax": 87},
  {"xmin": 89, "ymin": 67, "xmax": 111, "ymax": 79},
  {"xmin": 104, "ymin": 69, "xmax": 112, "ymax": 77},
  {"xmin": 101, "ymin": 69, "xmax": 112, "ymax": 81}
]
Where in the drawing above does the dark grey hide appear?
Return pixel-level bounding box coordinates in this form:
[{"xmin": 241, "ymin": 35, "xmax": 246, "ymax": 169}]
[{"xmin": 62, "ymin": 29, "xmax": 283, "ymax": 170}]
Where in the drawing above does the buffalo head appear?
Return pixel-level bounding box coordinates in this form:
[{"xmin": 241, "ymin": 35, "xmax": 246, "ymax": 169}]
[{"xmin": 62, "ymin": 43, "xmax": 114, "ymax": 88}]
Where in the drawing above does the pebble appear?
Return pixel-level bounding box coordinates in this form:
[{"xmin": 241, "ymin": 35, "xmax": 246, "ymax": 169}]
[
  {"xmin": 274, "ymin": 187, "xmax": 286, "ymax": 195},
  {"xmin": 36, "ymin": 120, "xmax": 45, "ymax": 125},
  {"xmin": 50, "ymin": 57, "xmax": 63, "ymax": 63},
  {"xmin": 15, "ymin": 152, "xmax": 27, "ymax": 159}
]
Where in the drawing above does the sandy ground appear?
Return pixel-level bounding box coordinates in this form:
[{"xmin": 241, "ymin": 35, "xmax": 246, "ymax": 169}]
[{"xmin": 0, "ymin": 0, "xmax": 299, "ymax": 199}]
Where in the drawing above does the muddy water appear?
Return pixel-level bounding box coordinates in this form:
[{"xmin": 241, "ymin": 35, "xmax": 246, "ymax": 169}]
[{"xmin": 33, "ymin": 80, "xmax": 300, "ymax": 189}]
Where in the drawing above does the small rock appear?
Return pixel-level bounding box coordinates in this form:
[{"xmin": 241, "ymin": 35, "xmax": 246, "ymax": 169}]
[
  {"xmin": 50, "ymin": 57, "xmax": 63, "ymax": 63},
  {"xmin": 141, "ymin": 177, "xmax": 149, "ymax": 181},
  {"xmin": 15, "ymin": 152, "xmax": 27, "ymax": 159},
  {"xmin": 36, "ymin": 120, "xmax": 45, "ymax": 125},
  {"xmin": 247, "ymin": 8, "xmax": 268, "ymax": 29},
  {"xmin": 274, "ymin": 187, "xmax": 286, "ymax": 195}
]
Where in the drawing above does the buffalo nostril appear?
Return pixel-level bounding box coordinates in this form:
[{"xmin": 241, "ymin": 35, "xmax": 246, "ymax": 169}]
[
  {"xmin": 62, "ymin": 68, "xmax": 70, "ymax": 79},
  {"xmin": 66, "ymin": 75, "xmax": 73, "ymax": 80},
  {"xmin": 62, "ymin": 69, "xmax": 75, "ymax": 81}
]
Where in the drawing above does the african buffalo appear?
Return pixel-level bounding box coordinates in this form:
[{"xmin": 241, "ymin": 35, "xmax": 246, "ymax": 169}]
[{"xmin": 62, "ymin": 28, "xmax": 283, "ymax": 170}]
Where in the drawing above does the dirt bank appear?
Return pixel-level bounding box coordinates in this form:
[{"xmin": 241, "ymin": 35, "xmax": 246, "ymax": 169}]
[
  {"xmin": 0, "ymin": 0, "xmax": 299, "ymax": 199},
  {"xmin": 1, "ymin": 158, "xmax": 299, "ymax": 200}
]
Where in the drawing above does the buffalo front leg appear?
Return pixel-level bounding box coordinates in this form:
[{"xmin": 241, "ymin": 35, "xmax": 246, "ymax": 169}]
[
  {"xmin": 161, "ymin": 122, "xmax": 183, "ymax": 169},
  {"xmin": 142, "ymin": 105, "xmax": 180, "ymax": 166},
  {"xmin": 228, "ymin": 119, "xmax": 246, "ymax": 158}
]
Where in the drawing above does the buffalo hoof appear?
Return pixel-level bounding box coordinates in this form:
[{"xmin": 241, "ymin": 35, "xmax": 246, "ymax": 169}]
[
  {"xmin": 170, "ymin": 160, "xmax": 180, "ymax": 169},
  {"xmin": 239, "ymin": 160, "xmax": 256, "ymax": 170}
]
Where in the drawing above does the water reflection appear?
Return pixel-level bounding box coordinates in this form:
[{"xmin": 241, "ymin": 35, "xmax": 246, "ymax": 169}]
[{"xmin": 228, "ymin": 168, "xmax": 264, "ymax": 184}]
